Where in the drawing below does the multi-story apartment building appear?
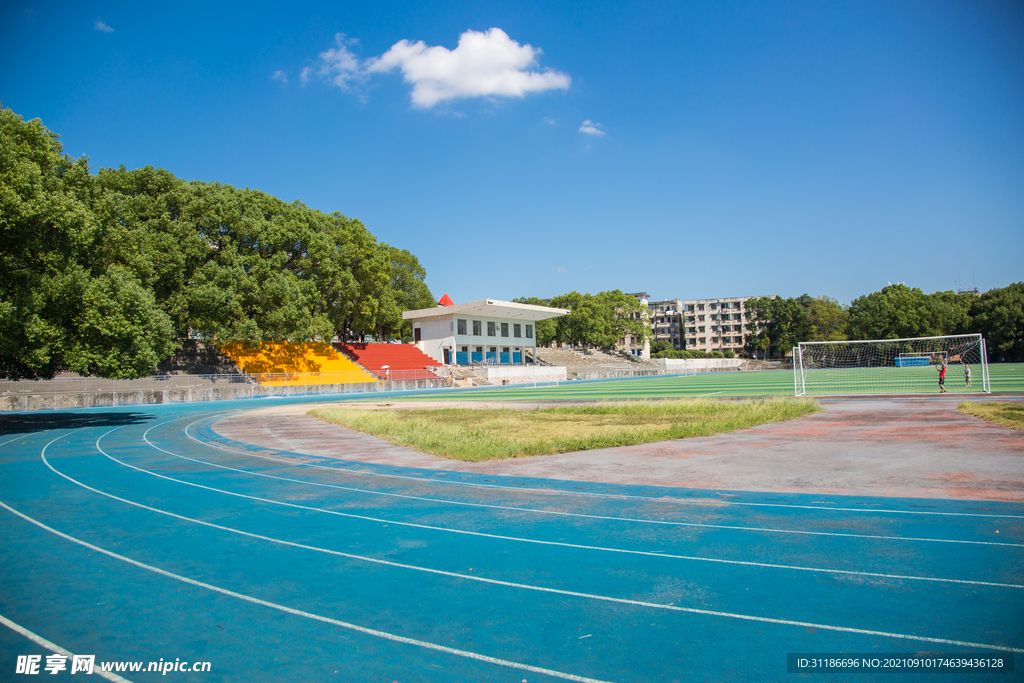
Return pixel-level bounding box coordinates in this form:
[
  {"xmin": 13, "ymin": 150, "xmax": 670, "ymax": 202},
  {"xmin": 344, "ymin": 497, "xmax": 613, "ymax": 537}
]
[
  {"xmin": 647, "ymin": 298, "xmax": 684, "ymax": 350},
  {"xmin": 682, "ymin": 296, "xmax": 767, "ymax": 354}
]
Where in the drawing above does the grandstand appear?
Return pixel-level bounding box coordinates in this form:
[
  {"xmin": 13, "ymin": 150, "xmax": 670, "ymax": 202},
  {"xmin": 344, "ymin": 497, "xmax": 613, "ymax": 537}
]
[
  {"xmin": 218, "ymin": 342, "xmax": 378, "ymax": 386},
  {"xmin": 335, "ymin": 342, "xmax": 443, "ymax": 380}
]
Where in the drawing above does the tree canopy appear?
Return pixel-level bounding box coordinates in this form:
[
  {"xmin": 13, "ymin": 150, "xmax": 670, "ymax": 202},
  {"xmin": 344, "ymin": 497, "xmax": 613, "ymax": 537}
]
[
  {"xmin": 0, "ymin": 106, "xmax": 433, "ymax": 379},
  {"xmin": 514, "ymin": 290, "xmax": 649, "ymax": 349},
  {"xmin": 742, "ymin": 285, "xmax": 1022, "ymax": 361}
]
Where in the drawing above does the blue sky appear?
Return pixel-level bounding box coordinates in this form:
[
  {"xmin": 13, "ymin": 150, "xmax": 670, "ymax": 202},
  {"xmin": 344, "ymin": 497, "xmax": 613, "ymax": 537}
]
[{"xmin": 2, "ymin": 0, "xmax": 1022, "ymax": 306}]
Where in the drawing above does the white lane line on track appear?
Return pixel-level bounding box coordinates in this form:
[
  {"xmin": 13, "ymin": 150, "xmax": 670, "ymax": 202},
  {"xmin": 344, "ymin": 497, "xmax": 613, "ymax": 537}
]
[
  {"xmin": 0, "ymin": 497, "xmax": 610, "ymax": 683},
  {"xmin": 188, "ymin": 412, "xmax": 1024, "ymax": 520},
  {"xmin": 4, "ymin": 493, "xmax": 1023, "ymax": 660},
  {"xmin": 155, "ymin": 420, "xmax": 1024, "ymax": 549},
  {"xmin": 91, "ymin": 427, "xmax": 1024, "ymax": 589},
  {"xmin": 0, "ymin": 612, "xmax": 133, "ymax": 683},
  {"xmin": 1, "ymin": 435, "xmax": 31, "ymax": 449}
]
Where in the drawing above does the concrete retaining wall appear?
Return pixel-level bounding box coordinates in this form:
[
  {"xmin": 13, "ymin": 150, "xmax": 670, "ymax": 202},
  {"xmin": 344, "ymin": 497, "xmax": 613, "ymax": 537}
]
[
  {"xmin": 0, "ymin": 379, "xmax": 448, "ymax": 412},
  {"xmin": 482, "ymin": 365, "xmax": 568, "ymax": 385},
  {"xmin": 652, "ymin": 358, "xmax": 745, "ymax": 371},
  {"xmin": 572, "ymin": 369, "xmax": 667, "ymax": 380}
]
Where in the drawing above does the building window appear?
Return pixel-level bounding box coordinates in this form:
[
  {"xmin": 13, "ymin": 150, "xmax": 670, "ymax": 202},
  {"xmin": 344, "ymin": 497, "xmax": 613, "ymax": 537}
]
[
  {"xmin": 699, "ymin": 337, "xmax": 706, "ymax": 344},
  {"xmin": 526, "ymin": 324, "xmax": 533, "ymax": 338},
  {"xmin": 472, "ymin": 320, "xmax": 482, "ymax": 335},
  {"xmin": 501, "ymin": 322, "xmax": 509, "ymax": 337},
  {"xmin": 513, "ymin": 323, "xmax": 521, "ymax": 338},
  {"xmin": 457, "ymin": 319, "xmax": 467, "ymax": 335},
  {"xmin": 487, "ymin": 321, "xmax": 496, "ymax": 336},
  {"xmin": 699, "ymin": 327, "xmax": 705, "ymax": 333},
  {"xmin": 698, "ymin": 304, "xmax": 705, "ymax": 311}
]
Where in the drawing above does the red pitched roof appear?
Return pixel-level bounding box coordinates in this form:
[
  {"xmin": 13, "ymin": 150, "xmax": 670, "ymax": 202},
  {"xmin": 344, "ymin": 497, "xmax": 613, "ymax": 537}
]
[{"xmin": 437, "ymin": 293, "xmax": 455, "ymax": 306}]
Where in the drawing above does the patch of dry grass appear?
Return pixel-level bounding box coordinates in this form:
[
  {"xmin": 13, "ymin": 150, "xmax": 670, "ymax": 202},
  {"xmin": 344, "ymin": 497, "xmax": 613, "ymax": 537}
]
[
  {"xmin": 958, "ymin": 401, "xmax": 1024, "ymax": 431},
  {"xmin": 309, "ymin": 398, "xmax": 819, "ymax": 461}
]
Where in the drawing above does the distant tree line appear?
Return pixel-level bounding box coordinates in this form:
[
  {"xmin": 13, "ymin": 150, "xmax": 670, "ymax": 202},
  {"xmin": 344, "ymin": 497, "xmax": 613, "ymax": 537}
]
[
  {"xmin": 0, "ymin": 106, "xmax": 434, "ymax": 380},
  {"xmin": 514, "ymin": 290, "xmax": 650, "ymax": 349},
  {"xmin": 744, "ymin": 284, "xmax": 1024, "ymax": 361}
]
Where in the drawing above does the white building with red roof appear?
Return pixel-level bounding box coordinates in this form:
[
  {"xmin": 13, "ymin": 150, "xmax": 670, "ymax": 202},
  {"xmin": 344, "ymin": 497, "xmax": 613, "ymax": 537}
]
[{"xmin": 403, "ymin": 295, "xmax": 568, "ymax": 367}]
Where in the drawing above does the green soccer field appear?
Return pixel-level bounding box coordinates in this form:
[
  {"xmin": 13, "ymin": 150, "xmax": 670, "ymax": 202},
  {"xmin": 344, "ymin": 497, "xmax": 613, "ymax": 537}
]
[{"xmin": 383, "ymin": 363, "xmax": 1024, "ymax": 402}]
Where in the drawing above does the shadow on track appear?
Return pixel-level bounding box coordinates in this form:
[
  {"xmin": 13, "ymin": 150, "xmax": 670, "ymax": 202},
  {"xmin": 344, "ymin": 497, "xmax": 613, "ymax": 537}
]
[{"xmin": 0, "ymin": 411, "xmax": 155, "ymax": 436}]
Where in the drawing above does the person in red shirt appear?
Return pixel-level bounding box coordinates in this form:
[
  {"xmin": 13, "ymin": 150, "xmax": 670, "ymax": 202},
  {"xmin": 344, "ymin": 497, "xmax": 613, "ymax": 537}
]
[{"xmin": 937, "ymin": 361, "xmax": 947, "ymax": 393}]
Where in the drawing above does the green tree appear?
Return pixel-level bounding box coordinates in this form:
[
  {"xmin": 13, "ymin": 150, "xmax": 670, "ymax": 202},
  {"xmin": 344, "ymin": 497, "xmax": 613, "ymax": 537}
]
[
  {"xmin": 0, "ymin": 107, "xmax": 175, "ymax": 379},
  {"xmin": 968, "ymin": 283, "xmax": 1024, "ymax": 361},
  {"xmin": 549, "ymin": 291, "xmax": 601, "ymax": 347},
  {"xmin": 848, "ymin": 284, "xmax": 942, "ymax": 340},
  {"xmin": 807, "ymin": 296, "xmax": 849, "ymax": 341},
  {"xmin": 1, "ymin": 105, "xmax": 434, "ymax": 376},
  {"xmin": 650, "ymin": 339, "xmax": 674, "ymax": 356},
  {"xmin": 743, "ymin": 295, "xmax": 811, "ymax": 358},
  {"xmin": 381, "ymin": 246, "xmax": 434, "ymax": 341},
  {"xmin": 595, "ymin": 289, "xmax": 650, "ymax": 349}
]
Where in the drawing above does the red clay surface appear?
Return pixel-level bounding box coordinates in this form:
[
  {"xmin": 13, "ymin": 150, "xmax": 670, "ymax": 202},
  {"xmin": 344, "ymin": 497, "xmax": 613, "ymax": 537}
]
[{"xmin": 213, "ymin": 396, "xmax": 1024, "ymax": 502}]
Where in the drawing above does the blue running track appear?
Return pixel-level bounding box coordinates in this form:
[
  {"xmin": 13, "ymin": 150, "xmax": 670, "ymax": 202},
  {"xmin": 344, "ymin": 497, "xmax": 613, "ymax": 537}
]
[{"xmin": 1, "ymin": 396, "xmax": 1022, "ymax": 681}]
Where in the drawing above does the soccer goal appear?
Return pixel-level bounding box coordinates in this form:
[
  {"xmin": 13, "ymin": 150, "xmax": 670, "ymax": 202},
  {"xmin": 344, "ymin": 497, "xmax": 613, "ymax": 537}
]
[{"xmin": 794, "ymin": 334, "xmax": 990, "ymax": 396}]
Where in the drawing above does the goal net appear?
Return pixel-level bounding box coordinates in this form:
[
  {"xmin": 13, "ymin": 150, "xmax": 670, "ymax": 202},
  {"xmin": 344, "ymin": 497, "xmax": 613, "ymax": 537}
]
[{"xmin": 794, "ymin": 334, "xmax": 990, "ymax": 396}]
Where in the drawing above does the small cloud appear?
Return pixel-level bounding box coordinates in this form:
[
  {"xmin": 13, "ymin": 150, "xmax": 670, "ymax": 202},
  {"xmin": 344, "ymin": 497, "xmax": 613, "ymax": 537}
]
[
  {"xmin": 271, "ymin": 70, "xmax": 288, "ymax": 84},
  {"xmin": 542, "ymin": 117, "xmax": 556, "ymax": 125},
  {"xmin": 366, "ymin": 28, "xmax": 570, "ymax": 108},
  {"xmin": 300, "ymin": 66, "xmax": 313, "ymax": 85},
  {"xmin": 579, "ymin": 119, "xmax": 605, "ymax": 136},
  {"xmin": 555, "ymin": 266, "xmax": 568, "ymax": 274},
  {"xmin": 94, "ymin": 18, "xmax": 115, "ymax": 33},
  {"xmin": 313, "ymin": 33, "xmax": 365, "ymax": 92}
]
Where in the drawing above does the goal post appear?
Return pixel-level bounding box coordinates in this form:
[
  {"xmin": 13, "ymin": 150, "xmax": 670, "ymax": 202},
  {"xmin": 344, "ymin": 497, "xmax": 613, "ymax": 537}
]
[{"xmin": 793, "ymin": 334, "xmax": 990, "ymax": 396}]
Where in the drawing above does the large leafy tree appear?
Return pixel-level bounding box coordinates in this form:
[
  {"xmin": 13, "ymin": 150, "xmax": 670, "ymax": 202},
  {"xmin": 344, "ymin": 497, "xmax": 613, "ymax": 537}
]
[
  {"xmin": 807, "ymin": 296, "xmax": 849, "ymax": 341},
  {"xmin": 968, "ymin": 283, "xmax": 1024, "ymax": 361},
  {"xmin": 595, "ymin": 289, "xmax": 649, "ymax": 348},
  {"xmin": 0, "ymin": 107, "xmax": 175, "ymax": 379},
  {"xmin": 523, "ymin": 290, "xmax": 648, "ymax": 349},
  {"xmin": 549, "ymin": 291, "xmax": 600, "ymax": 347},
  {"xmin": 382, "ymin": 245, "xmax": 434, "ymax": 342},
  {"xmin": 743, "ymin": 295, "xmax": 812, "ymax": 358},
  {"xmin": 1, "ymin": 105, "xmax": 434, "ymax": 378},
  {"xmin": 848, "ymin": 284, "xmax": 957, "ymax": 340}
]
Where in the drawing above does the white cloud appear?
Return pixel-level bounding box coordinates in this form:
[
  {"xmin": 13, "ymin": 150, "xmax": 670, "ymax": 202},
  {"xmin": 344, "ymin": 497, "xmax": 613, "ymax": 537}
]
[
  {"xmin": 555, "ymin": 266, "xmax": 569, "ymax": 274},
  {"xmin": 579, "ymin": 119, "xmax": 605, "ymax": 136},
  {"xmin": 271, "ymin": 70, "xmax": 288, "ymax": 84},
  {"xmin": 299, "ymin": 66, "xmax": 313, "ymax": 85},
  {"xmin": 94, "ymin": 18, "xmax": 114, "ymax": 33},
  {"xmin": 365, "ymin": 28, "xmax": 570, "ymax": 108},
  {"xmin": 542, "ymin": 117, "xmax": 556, "ymax": 125},
  {"xmin": 313, "ymin": 34, "xmax": 365, "ymax": 92}
]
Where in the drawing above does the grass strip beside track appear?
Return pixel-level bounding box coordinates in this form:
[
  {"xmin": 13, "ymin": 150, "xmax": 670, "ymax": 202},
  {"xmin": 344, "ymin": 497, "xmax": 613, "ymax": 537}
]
[
  {"xmin": 958, "ymin": 401, "xmax": 1024, "ymax": 431},
  {"xmin": 309, "ymin": 398, "xmax": 819, "ymax": 461}
]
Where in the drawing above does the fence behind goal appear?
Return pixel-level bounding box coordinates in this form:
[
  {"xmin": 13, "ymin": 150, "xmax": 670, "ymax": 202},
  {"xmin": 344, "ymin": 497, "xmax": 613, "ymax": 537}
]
[{"xmin": 794, "ymin": 334, "xmax": 990, "ymax": 396}]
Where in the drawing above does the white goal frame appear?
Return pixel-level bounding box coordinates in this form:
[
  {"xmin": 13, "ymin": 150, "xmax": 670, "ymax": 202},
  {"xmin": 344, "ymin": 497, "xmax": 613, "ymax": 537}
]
[{"xmin": 794, "ymin": 334, "xmax": 990, "ymax": 396}]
